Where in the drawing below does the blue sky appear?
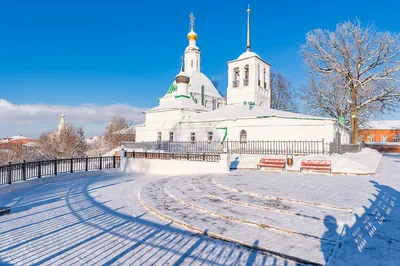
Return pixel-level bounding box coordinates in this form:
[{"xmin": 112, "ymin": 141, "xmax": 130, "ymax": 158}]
[{"xmin": 1, "ymin": 0, "xmax": 399, "ymax": 137}]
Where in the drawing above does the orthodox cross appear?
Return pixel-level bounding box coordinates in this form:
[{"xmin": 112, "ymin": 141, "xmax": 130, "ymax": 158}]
[{"xmin": 189, "ymin": 12, "xmax": 195, "ymax": 30}]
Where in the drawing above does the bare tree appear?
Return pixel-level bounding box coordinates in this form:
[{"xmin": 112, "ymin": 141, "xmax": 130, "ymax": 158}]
[
  {"xmin": 270, "ymin": 71, "xmax": 298, "ymax": 112},
  {"xmin": 301, "ymin": 20, "xmax": 400, "ymax": 143},
  {"xmin": 105, "ymin": 116, "xmax": 134, "ymax": 149},
  {"xmin": 37, "ymin": 123, "xmax": 88, "ymax": 158}
]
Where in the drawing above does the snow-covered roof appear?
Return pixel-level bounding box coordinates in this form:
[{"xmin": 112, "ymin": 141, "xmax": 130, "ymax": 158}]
[
  {"xmin": 185, "ymin": 103, "xmax": 332, "ymax": 122},
  {"xmin": 22, "ymin": 142, "xmax": 39, "ymax": 147},
  {"xmin": 112, "ymin": 125, "xmax": 136, "ymax": 135},
  {"xmin": 146, "ymin": 96, "xmax": 208, "ymax": 113},
  {"xmin": 361, "ymin": 120, "xmax": 400, "ymax": 130},
  {"xmin": 0, "ymin": 135, "xmax": 29, "ymax": 143},
  {"xmin": 161, "ymin": 72, "xmax": 223, "ymax": 100},
  {"xmin": 237, "ymin": 51, "xmax": 259, "ymax": 60}
]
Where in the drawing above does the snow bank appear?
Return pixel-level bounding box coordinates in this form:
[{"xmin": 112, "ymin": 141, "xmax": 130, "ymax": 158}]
[{"xmin": 230, "ymin": 148, "xmax": 382, "ymax": 175}]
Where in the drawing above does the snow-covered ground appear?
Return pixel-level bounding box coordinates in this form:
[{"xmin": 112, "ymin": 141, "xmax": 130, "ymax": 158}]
[
  {"xmin": 230, "ymin": 148, "xmax": 382, "ymax": 175},
  {"xmin": 0, "ymin": 154, "xmax": 399, "ymax": 265}
]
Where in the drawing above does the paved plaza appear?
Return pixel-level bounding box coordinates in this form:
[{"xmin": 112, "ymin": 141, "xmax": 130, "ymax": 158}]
[{"xmin": 0, "ymin": 155, "xmax": 399, "ymax": 265}]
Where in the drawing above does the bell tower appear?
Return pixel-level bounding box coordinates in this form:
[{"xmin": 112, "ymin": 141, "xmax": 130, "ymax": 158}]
[
  {"xmin": 184, "ymin": 12, "xmax": 201, "ymax": 76},
  {"xmin": 226, "ymin": 5, "xmax": 271, "ymax": 108}
]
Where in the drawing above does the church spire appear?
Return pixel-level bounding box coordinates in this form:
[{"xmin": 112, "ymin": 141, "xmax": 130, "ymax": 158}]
[
  {"xmin": 246, "ymin": 4, "xmax": 251, "ymax": 51},
  {"xmin": 184, "ymin": 12, "xmax": 201, "ymax": 76},
  {"xmin": 187, "ymin": 12, "xmax": 198, "ymax": 42}
]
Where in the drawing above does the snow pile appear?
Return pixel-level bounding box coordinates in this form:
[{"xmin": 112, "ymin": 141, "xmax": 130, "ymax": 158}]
[{"xmin": 230, "ymin": 148, "xmax": 382, "ymax": 175}]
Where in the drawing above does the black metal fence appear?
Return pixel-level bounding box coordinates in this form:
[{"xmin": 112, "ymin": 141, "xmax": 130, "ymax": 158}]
[
  {"xmin": 0, "ymin": 156, "xmax": 120, "ymax": 186},
  {"xmin": 125, "ymin": 151, "xmax": 220, "ymax": 162},
  {"xmin": 121, "ymin": 139, "xmax": 326, "ymax": 155},
  {"xmin": 227, "ymin": 140, "xmax": 325, "ymax": 155}
]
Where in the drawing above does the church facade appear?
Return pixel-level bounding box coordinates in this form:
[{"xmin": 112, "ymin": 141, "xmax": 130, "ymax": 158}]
[{"xmin": 135, "ymin": 8, "xmax": 350, "ymax": 144}]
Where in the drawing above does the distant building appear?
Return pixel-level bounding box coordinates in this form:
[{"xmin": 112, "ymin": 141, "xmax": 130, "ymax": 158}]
[
  {"xmin": 359, "ymin": 121, "xmax": 400, "ymax": 143},
  {"xmin": 0, "ymin": 135, "xmax": 36, "ymax": 152}
]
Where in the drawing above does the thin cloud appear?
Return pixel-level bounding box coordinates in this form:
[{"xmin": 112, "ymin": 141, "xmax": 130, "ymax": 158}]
[{"xmin": 0, "ymin": 99, "xmax": 146, "ymax": 125}]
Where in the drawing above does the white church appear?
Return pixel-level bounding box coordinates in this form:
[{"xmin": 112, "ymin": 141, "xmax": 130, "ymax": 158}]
[{"xmin": 135, "ymin": 7, "xmax": 350, "ymax": 144}]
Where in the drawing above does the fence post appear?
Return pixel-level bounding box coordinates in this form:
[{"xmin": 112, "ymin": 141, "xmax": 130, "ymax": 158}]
[
  {"xmin": 113, "ymin": 155, "xmax": 116, "ymax": 168},
  {"xmin": 85, "ymin": 156, "xmax": 88, "ymax": 171},
  {"xmin": 7, "ymin": 162, "xmax": 12, "ymax": 184},
  {"xmin": 38, "ymin": 160, "xmax": 42, "ymax": 178},
  {"xmin": 70, "ymin": 157, "xmax": 74, "ymax": 173},
  {"xmin": 22, "ymin": 160, "xmax": 26, "ymax": 181},
  {"xmin": 99, "ymin": 156, "xmax": 102, "ymax": 170},
  {"xmin": 54, "ymin": 157, "xmax": 58, "ymax": 175}
]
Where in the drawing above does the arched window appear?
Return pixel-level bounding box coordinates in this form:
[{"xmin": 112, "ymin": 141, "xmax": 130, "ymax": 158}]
[
  {"xmin": 263, "ymin": 68, "xmax": 267, "ymax": 89},
  {"xmin": 191, "ymin": 59, "xmax": 193, "ymax": 68},
  {"xmin": 244, "ymin": 65, "xmax": 249, "ymax": 86},
  {"xmin": 257, "ymin": 65, "xmax": 261, "ymax": 86},
  {"xmin": 259, "ymin": 102, "xmax": 264, "ymax": 107},
  {"xmin": 233, "ymin": 67, "xmax": 240, "ymax": 87},
  {"xmin": 240, "ymin": 130, "xmax": 247, "ymax": 143}
]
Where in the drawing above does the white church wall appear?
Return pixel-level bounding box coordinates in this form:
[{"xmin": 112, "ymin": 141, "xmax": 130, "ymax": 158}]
[
  {"xmin": 178, "ymin": 118, "xmax": 337, "ymax": 143},
  {"xmin": 120, "ymin": 154, "xmax": 230, "ymax": 175}
]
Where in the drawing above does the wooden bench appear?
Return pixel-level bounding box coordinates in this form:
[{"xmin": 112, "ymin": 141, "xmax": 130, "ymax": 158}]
[
  {"xmin": 257, "ymin": 158, "xmax": 286, "ymax": 171},
  {"xmin": 301, "ymin": 160, "xmax": 331, "ymax": 173}
]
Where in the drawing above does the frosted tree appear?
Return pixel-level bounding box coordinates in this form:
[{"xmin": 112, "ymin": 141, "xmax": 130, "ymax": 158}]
[
  {"xmin": 105, "ymin": 116, "xmax": 134, "ymax": 149},
  {"xmin": 301, "ymin": 20, "xmax": 400, "ymax": 143},
  {"xmin": 270, "ymin": 71, "xmax": 298, "ymax": 112},
  {"xmin": 37, "ymin": 123, "xmax": 88, "ymax": 158}
]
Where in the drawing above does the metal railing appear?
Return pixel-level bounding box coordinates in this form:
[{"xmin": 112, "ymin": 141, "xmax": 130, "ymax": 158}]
[
  {"xmin": 125, "ymin": 151, "xmax": 220, "ymax": 162},
  {"xmin": 122, "ymin": 139, "xmax": 327, "ymax": 155},
  {"xmin": 329, "ymin": 143, "xmax": 361, "ymax": 154},
  {"xmin": 227, "ymin": 140, "xmax": 325, "ymax": 155},
  {"xmin": 0, "ymin": 156, "xmax": 120, "ymax": 186}
]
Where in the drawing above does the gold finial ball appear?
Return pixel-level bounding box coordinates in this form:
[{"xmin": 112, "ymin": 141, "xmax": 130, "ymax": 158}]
[{"xmin": 187, "ymin": 31, "xmax": 198, "ymax": 41}]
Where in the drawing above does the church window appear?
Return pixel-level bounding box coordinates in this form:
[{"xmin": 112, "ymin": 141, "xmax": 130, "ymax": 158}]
[
  {"xmin": 257, "ymin": 65, "xmax": 261, "ymax": 87},
  {"xmin": 157, "ymin": 132, "xmax": 162, "ymax": 141},
  {"xmin": 367, "ymin": 135, "xmax": 374, "ymax": 142},
  {"xmin": 244, "ymin": 65, "xmax": 249, "ymax": 86},
  {"xmin": 190, "ymin": 132, "xmax": 196, "ymax": 142},
  {"xmin": 191, "ymin": 59, "xmax": 193, "ymax": 68},
  {"xmin": 169, "ymin": 132, "xmax": 174, "ymax": 142},
  {"xmin": 208, "ymin": 132, "xmax": 213, "ymax": 142},
  {"xmin": 240, "ymin": 130, "xmax": 247, "ymax": 143},
  {"xmin": 381, "ymin": 135, "xmax": 388, "ymax": 143},
  {"xmin": 263, "ymin": 68, "xmax": 267, "ymax": 89},
  {"xmin": 233, "ymin": 67, "xmax": 240, "ymax": 87}
]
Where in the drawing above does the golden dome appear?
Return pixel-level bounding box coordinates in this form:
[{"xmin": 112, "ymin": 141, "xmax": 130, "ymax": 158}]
[{"xmin": 187, "ymin": 30, "xmax": 198, "ymax": 41}]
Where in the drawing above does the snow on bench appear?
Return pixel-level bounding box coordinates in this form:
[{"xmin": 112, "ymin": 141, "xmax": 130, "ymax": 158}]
[
  {"xmin": 300, "ymin": 160, "xmax": 331, "ymax": 173},
  {"xmin": 257, "ymin": 158, "xmax": 286, "ymax": 171}
]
